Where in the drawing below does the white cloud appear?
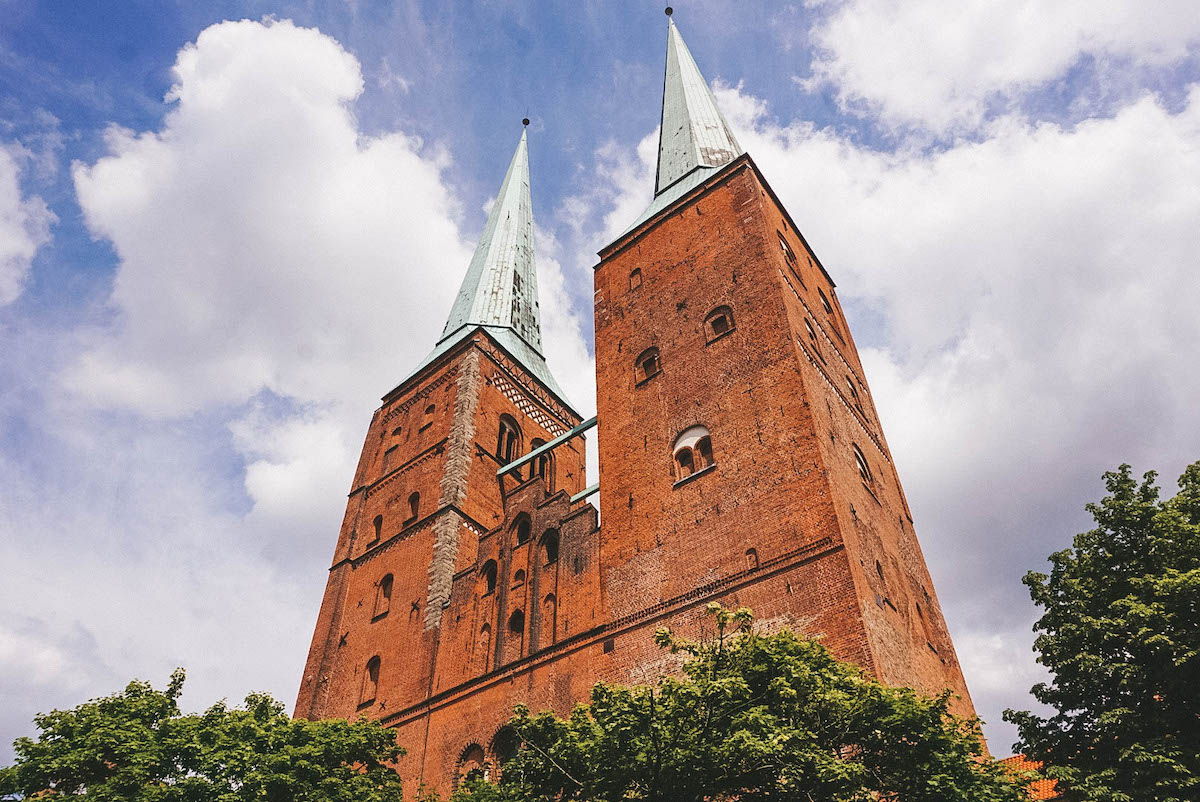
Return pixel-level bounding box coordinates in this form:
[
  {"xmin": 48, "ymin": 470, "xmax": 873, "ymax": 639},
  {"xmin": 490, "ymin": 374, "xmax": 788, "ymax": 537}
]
[
  {"xmin": 1, "ymin": 17, "xmax": 597, "ymax": 760},
  {"xmin": 805, "ymin": 0, "xmax": 1200, "ymax": 132},
  {"xmin": 0, "ymin": 143, "xmax": 54, "ymax": 305}
]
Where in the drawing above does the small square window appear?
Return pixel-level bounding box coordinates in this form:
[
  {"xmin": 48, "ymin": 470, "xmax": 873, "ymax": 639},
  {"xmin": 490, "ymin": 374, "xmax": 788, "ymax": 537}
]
[{"xmin": 629, "ymin": 268, "xmax": 643, "ymax": 290}]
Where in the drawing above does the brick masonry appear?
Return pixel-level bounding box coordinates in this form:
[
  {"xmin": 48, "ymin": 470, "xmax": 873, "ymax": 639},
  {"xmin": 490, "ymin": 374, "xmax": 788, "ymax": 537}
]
[{"xmin": 295, "ymin": 154, "xmax": 981, "ymax": 795}]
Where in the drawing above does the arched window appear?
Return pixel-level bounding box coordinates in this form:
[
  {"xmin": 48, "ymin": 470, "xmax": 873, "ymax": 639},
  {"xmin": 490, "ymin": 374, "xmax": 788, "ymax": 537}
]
[
  {"xmin": 629, "ymin": 268, "xmax": 643, "ymax": 290},
  {"xmin": 803, "ymin": 319, "xmax": 827, "ymax": 365},
  {"xmin": 458, "ymin": 744, "xmax": 488, "ymax": 788},
  {"xmin": 420, "ymin": 403, "xmax": 436, "ymax": 432},
  {"xmin": 391, "ymin": 425, "xmax": 402, "ymax": 437},
  {"xmin": 853, "ymin": 443, "xmax": 874, "ymax": 486},
  {"xmin": 512, "ymin": 569, "xmax": 526, "ymax": 587},
  {"xmin": 360, "ymin": 656, "xmax": 380, "ymax": 706},
  {"xmin": 778, "ymin": 231, "xmax": 797, "ymax": 266},
  {"xmin": 372, "ymin": 514, "xmax": 383, "ymax": 543},
  {"xmin": 406, "ymin": 492, "xmax": 420, "ymax": 523},
  {"xmin": 508, "ymin": 609, "xmax": 525, "ymax": 634},
  {"xmin": 705, "ymin": 306, "xmax": 735, "ymax": 343},
  {"xmin": 382, "ymin": 444, "xmax": 398, "ymax": 474},
  {"xmin": 541, "ymin": 594, "xmax": 556, "ymax": 646},
  {"xmin": 530, "ymin": 438, "xmax": 554, "ymax": 490},
  {"xmin": 491, "ymin": 726, "xmax": 520, "ymax": 766},
  {"xmin": 425, "ymin": 403, "xmax": 436, "ymax": 415},
  {"xmin": 476, "ymin": 624, "xmax": 492, "ymax": 674},
  {"xmin": 497, "ymin": 415, "xmax": 522, "ymax": 465},
  {"xmin": 634, "ymin": 347, "xmax": 661, "ymax": 384},
  {"xmin": 481, "ymin": 560, "xmax": 498, "ymax": 595},
  {"xmin": 515, "ymin": 516, "xmax": 532, "ymax": 546},
  {"xmin": 672, "ymin": 425, "xmax": 714, "ymax": 482},
  {"xmin": 373, "ymin": 574, "xmax": 393, "ymax": 619},
  {"xmin": 846, "ymin": 376, "xmax": 864, "ymax": 414},
  {"xmin": 745, "ymin": 548, "xmax": 759, "ymax": 570},
  {"xmin": 819, "ymin": 289, "xmax": 844, "ymax": 341},
  {"xmin": 540, "ymin": 530, "xmax": 559, "ymax": 565}
]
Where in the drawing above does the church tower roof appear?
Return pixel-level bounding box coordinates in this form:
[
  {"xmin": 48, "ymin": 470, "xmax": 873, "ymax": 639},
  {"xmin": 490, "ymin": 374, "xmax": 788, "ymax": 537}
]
[
  {"xmin": 404, "ymin": 125, "xmax": 574, "ymax": 409},
  {"xmin": 620, "ymin": 12, "xmax": 744, "ymax": 237}
]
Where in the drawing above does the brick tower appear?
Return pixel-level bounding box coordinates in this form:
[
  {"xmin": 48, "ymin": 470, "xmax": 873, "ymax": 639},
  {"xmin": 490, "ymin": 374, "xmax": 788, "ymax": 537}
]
[{"xmin": 296, "ymin": 16, "xmax": 979, "ymax": 795}]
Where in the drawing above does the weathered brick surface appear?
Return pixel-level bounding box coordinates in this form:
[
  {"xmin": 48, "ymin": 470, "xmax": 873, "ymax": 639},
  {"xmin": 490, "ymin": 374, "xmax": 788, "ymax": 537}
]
[{"xmin": 296, "ymin": 155, "xmax": 981, "ymax": 796}]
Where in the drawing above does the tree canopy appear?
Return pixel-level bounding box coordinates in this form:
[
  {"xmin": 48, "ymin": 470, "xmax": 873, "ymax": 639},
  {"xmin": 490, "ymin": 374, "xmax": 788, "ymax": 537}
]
[
  {"xmin": 457, "ymin": 605, "xmax": 1026, "ymax": 802},
  {"xmin": 1005, "ymin": 462, "xmax": 1200, "ymax": 801},
  {"xmin": 0, "ymin": 669, "xmax": 407, "ymax": 801}
]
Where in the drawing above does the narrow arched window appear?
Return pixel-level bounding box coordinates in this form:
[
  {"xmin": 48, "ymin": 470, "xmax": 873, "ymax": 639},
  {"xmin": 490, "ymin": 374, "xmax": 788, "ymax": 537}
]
[
  {"xmin": 512, "ymin": 569, "xmax": 526, "ymax": 587},
  {"xmin": 508, "ymin": 609, "xmax": 525, "ymax": 634},
  {"xmin": 705, "ymin": 306, "xmax": 735, "ymax": 343},
  {"xmin": 846, "ymin": 376, "xmax": 864, "ymax": 414},
  {"xmin": 458, "ymin": 744, "xmax": 488, "ymax": 787},
  {"xmin": 372, "ymin": 514, "xmax": 383, "ymax": 543},
  {"xmin": 629, "ymin": 268, "xmax": 643, "ymax": 290},
  {"xmin": 515, "ymin": 515, "xmax": 531, "ymax": 546},
  {"xmin": 819, "ymin": 289, "xmax": 834, "ymax": 316},
  {"xmin": 360, "ymin": 656, "xmax": 380, "ymax": 706},
  {"xmin": 530, "ymin": 438, "xmax": 555, "ymax": 491},
  {"xmin": 635, "ymin": 347, "xmax": 661, "ymax": 384},
  {"xmin": 481, "ymin": 560, "xmax": 498, "ymax": 595},
  {"xmin": 853, "ymin": 443, "xmax": 874, "ymax": 486},
  {"xmin": 803, "ymin": 319, "xmax": 826, "ymax": 365},
  {"xmin": 778, "ymin": 231, "xmax": 796, "ymax": 266},
  {"xmin": 541, "ymin": 593, "xmax": 556, "ymax": 646},
  {"xmin": 373, "ymin": 574, "xmax": 393, "ymax": 619},
  {"xmin": 491, "ymin": 726, "xmax": 520, "ymax": 766},
  {"xmin": 672, "ymin": 425, "xmax": 713, "ymax": 483},
  {"xmin": 382, "ymin": 444, "xmax": 398, "ymax": 474},
  {"xmin": 406, "ymin": 492, "xmax": 420, "ymax": 523},
  {"xmin": 477, "ymin": 624, "xmax": 492, "ymax": 674},
  {"xmin": 540, "ymin": 530, "xmax": 559, "ymax": 565},
  {"xmin": 745, "ymin": 548, "xmax": 759, "ymax": 570},
  {"xmin": 497, "ymin": 415, "xmax": 522, "ymax": 465}
]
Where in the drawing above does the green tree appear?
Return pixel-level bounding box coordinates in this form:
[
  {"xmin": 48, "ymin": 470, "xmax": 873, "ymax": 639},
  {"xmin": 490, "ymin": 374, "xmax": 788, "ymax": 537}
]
[
  {"xmin": 1005, "ymin": 462, "xmax": 1200, "ymax": 801},
  {"xmin": 457, "ymin": 605, "xmax": 1025, "ymax": 802},
  {"xmin": 0, "ymin": 668, "xmax": 407, "ymax": 801}
]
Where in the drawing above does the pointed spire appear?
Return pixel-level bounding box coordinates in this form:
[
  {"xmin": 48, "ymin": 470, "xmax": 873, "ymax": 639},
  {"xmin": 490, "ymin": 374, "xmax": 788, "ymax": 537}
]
[
  {"xmin": 655, "ymin": 13, "xmax": 743, "ymax": 195},
  {"xmin": 402, "ymin": 125, "xmax": 574, "ymax": 409},
  {"xmin": 440, "ymin": 125, "xmax": 541, "ymax": 352}
]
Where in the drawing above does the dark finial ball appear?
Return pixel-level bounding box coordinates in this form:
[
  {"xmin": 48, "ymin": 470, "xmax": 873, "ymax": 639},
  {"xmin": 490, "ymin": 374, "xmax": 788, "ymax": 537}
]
[
  {"xmin": 522, "ymin": 118, "xmax": 530, "ymax": 127},
  {"xmin": 665, "ymin": 6, "xmax": 673, "ymax": 16}
]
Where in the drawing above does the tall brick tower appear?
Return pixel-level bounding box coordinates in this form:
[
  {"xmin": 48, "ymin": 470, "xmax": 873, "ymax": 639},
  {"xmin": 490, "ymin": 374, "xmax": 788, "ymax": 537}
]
[
  {"xmin": 296, "ymin": 15, "xmax": 979, "ymax": 795},
  {"xmin": 295, "ymin": 124, "xmax": 588, "ymax": 734},
  {"xmin": 591, "ymin": 13, "xmax": 975, "ymax": 706}
]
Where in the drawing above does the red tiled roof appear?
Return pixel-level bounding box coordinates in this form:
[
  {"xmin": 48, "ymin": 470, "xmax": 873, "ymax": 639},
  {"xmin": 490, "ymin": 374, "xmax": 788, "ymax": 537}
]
[{"xmin": 1000, "ymin": 754, "xmax": 1059, "ymax": 799}]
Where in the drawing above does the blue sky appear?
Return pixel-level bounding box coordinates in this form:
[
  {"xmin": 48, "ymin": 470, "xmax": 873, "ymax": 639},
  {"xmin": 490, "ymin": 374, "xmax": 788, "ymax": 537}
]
[{"xmin": 3, "ymin": 0, "xmax": 1200, "ymax": 762}]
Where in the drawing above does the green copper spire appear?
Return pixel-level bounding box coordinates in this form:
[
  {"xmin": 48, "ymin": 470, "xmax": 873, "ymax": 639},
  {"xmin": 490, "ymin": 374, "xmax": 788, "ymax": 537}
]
[
  {"xmin": 405, "ymin": 126, "xmax": 573, "ymax": 408},
  {"xmin": 616, "ymin": 13, "xmax": 744, "ymax": 239}
]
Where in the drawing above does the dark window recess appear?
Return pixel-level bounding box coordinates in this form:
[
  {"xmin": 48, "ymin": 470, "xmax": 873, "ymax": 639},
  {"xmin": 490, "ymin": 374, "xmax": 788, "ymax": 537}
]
[
  {"xmin": 541, "ymin": 530, "xmax": 559, "ymax": 565},
  {"xmin": 602, "ymin": 638, "xmax": 615, "ymax": 653},
  {"xmin": 508, "ymin": 609, "xmax": 525, "ymax": 633},
  {"xmin": 629, "ymin": 268, "xmax": 643, "ymax": 290},
  {"xmin": 634, "ymin": 347, "xmax": 662, "ymax": 384},
  {"xmin": 704, "ymin": 306, "xmax": 735, "ymax": 343},
  {"xmin": 481, "ymin": 560, "xmax": 498, "ymax": 594}
]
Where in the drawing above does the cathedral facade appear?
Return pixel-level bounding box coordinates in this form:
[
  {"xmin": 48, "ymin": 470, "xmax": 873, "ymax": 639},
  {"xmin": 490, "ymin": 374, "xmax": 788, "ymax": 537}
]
[{"xmin": 295, "ymin": 16, "xmax": 978, "ymax": 795}]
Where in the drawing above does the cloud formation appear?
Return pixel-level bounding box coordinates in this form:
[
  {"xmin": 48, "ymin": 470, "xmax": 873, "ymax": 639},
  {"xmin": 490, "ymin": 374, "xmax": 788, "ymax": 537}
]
[
  {"xmin": 806, "ymin": 0, "xmax": 1200, "ymax": 132},
  {"xmin": 2, "ymin": 17, "xmax": 594, "ymax": 759},
  {"xmin": 0, "ymin": 144, "xmax": 54, "ymax": 305}
]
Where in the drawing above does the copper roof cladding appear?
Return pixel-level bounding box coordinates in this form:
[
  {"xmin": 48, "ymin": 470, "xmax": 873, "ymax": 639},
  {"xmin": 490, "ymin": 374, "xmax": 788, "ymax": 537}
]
[{"xmin": 401, "ymin": 127, "xmax": 574, "ymax": 409}]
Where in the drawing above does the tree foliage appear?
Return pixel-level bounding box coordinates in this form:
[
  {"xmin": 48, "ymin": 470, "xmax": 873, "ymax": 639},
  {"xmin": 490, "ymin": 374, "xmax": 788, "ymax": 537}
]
[
  {"xmin": 457, "ymin": 605, "xmax": 1025, "ymax": 802},
  {"xmin": 1004, "ymin": 462, "xmax": 1200, "ymax": 801},
  {"xmin": 0, "ymin": 668, "xmax": 407, "ymax": 801}
]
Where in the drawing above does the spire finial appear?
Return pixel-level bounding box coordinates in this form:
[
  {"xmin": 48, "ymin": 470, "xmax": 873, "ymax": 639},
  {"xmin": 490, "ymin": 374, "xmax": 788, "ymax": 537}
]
[
  {"xmin": 522, "ymin": 117, "xmax": 530, "ymax": 127},
  {"xmin": 665, "ymin": 6, "xmax": 673, "ymax": 15}
]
